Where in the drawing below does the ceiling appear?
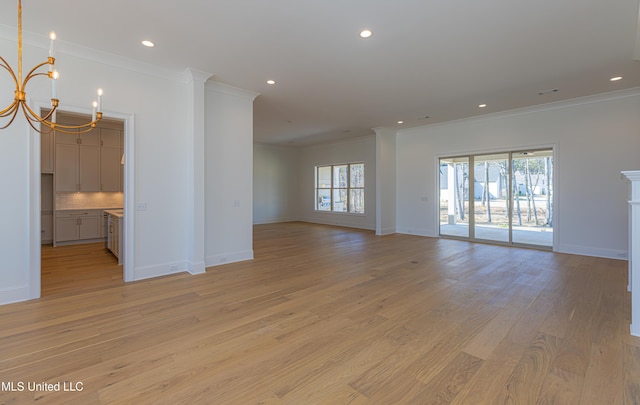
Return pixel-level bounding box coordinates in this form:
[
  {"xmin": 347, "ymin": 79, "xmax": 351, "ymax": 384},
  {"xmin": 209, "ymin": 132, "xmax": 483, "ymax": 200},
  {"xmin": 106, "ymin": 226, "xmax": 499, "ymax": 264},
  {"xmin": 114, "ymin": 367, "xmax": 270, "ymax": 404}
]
[{"xmin": 1, "ymin": 0, "xmax": 639, "ymax": 146}]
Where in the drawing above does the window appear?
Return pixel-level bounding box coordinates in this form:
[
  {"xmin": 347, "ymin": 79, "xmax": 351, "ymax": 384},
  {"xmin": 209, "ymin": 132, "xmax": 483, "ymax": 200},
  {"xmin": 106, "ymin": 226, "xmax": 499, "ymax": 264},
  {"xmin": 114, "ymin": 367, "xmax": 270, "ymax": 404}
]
[{"xmin": 315, "ymin": 163, "xmax": 364, "ymax": 213}]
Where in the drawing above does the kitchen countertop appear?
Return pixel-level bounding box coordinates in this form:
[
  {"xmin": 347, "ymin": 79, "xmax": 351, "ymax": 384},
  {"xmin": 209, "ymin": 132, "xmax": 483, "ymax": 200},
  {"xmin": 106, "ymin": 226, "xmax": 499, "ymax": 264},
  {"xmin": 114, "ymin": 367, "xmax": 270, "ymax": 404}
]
[
  {"xmin": 104, "ymin": 209, "xmax": 124, "ymax": 218},
  {"xmin": 56, "ymin": 207, "xmax": 123, "ymax": 211}
]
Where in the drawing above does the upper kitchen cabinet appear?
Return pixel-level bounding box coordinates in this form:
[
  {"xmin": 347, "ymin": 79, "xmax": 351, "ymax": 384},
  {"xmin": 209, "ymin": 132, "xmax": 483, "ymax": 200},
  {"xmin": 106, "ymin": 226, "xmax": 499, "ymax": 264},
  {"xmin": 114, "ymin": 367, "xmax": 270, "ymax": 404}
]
[
  {"xmin": 40, "ymin": 130, "xmax": 54, "ymax": 173},
  {"xmin": 99, "ymin": 127, "xmax": 124, "ymax": 192},
  {"xmin": 53, "ymin": 114, "xmax": 124, "ymax": 193},
  {"xmin": 55, "ymin": 130, "xmax": 101, "ymax": 192}
]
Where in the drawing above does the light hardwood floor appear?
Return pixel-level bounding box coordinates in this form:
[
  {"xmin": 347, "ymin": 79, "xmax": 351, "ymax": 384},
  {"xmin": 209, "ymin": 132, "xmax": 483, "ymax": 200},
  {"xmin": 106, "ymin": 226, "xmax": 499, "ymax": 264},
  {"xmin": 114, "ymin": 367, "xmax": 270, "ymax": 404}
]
[{"xmin": 1, "ymin": 222, "xmax": 639, "ymax": 404}]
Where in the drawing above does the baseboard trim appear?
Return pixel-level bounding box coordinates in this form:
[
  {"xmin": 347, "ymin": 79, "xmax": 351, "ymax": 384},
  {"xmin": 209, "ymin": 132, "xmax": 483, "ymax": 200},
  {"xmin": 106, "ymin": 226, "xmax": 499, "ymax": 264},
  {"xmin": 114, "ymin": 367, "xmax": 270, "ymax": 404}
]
[
  {"xmin": 558, "ymin": 244, "xmax": 627, "ymax": 260},
  {"xmin": 376, "ymin": 227, "xmax": 396, "ymax": 236},
  {"xmin": 134, "ymin": 261, "xmax": 187, "ymax": 281},
  {"xmin": 253, "ymin": 218, "xmax": 296, "ymax": 225},
  {"xmin": 188, "ymin": 261, "xmax": 206, "ymax": 275},
  {"xmin": 0, "ymin": 285, "xmax": 30, "ymax": 305},
  {"xmin": 395, "ymin": 228, "xmax": 436, "ymax": 237},
  {"xmin": 300, "ymin": 218, "xmax": 375, "ymax": 231},
  {"xmin": 205, "ymin": 250, "xmax": 254, "ymax": 268}
]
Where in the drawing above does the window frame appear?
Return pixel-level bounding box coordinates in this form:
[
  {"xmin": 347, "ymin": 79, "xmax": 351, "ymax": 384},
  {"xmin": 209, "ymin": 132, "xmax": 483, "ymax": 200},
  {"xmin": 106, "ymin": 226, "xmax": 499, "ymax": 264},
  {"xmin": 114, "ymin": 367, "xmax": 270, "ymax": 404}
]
[{"xmin": 315, "ymin": 162, "xmax": 365, "ymax": 214}]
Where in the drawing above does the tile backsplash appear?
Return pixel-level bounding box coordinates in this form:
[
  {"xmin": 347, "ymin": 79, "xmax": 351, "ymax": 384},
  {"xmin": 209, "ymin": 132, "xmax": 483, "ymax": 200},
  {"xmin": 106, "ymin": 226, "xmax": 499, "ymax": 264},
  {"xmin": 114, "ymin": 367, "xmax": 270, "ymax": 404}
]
[{"xmin": 56, "ymin": 192, "xmax": 123, "ymax": 210}]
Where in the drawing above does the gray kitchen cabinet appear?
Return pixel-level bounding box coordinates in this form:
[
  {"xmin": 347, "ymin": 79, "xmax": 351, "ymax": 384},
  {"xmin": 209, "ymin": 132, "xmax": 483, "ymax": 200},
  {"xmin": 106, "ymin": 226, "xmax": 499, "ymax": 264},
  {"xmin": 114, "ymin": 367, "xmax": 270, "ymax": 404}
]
[
  {"xmin": 55, "ymin": 144, "xmax": 79, "ymax": 192},
  {"xmin": 54, "ymin": 130, "xmax": 101, "ymax": 192},
  {"xmin": 55, "ymin": 210, "xmax": 103, "ymax": 243},
  {"xmin": 40, "ymin": 131, "xmax": 54, "ymax": 173},
  {"xmin": 100, "ymin": 127, "xmax": 123, "ymax": 192}
]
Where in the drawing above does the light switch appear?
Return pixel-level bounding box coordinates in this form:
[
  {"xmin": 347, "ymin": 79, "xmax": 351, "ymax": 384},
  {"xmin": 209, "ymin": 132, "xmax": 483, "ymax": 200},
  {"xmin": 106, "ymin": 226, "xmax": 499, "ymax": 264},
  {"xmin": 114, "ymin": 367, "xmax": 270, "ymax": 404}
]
[{"xmin": 136, "ymin": 202, "xmax": 147, "ymax": 211}]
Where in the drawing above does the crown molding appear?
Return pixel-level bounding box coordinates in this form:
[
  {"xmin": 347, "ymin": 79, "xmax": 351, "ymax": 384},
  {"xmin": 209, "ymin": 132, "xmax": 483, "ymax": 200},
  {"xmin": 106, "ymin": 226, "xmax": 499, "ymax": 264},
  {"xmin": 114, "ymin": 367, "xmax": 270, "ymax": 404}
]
[
  {"xmin": 206, "ymin": 81, "xmax": 260, "ymax": 101},
  {"xmin": 397, "ymin": 87, "xmax": 640, "ymax": 134},
  {"xmin": 184, "ymin": 68, "xmax": 214, "ymax": 85},
  {"xmin": 0, "ymin": 24, "xmax": 182, "ymax": 83}
]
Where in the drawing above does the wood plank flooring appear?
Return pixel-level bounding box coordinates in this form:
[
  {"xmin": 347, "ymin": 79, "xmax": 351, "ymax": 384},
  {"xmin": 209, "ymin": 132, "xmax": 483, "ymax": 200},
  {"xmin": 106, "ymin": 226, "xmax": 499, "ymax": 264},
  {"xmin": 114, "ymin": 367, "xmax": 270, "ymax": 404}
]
[{"xmin": 1, "ymin": 222, "xmax": 639, "ymax": 404}]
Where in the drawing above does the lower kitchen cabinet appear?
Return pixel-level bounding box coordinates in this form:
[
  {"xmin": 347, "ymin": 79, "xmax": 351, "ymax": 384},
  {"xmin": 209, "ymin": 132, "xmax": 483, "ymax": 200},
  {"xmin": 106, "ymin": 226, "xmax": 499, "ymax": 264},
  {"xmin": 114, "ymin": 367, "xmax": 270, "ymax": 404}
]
[
  {"xmin": 55, "ymin": 210, "xmax": 103, "ymax": 243},
  {"xmin": 105, "ymin": 209, "xmax": 123, "ymax": 265},
  {"xmin": 108, "ymin": 215, "xmax": 120, "ymax": 260}
]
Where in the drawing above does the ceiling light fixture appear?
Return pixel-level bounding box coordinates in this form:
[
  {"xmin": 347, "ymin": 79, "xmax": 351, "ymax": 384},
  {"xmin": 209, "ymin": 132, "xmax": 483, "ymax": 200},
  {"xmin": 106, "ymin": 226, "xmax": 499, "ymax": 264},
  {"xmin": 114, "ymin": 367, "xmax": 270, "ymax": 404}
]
[
  {"xmin": 397, "ymin": 120, "xmax": 404, "ymax": 124},
  {"xmin": 0, "ymin": 0, "xmax": 103, "ymax": 133},
  {"xmin": 266, "ymin": 79, "xmax": 276, "ymax": 85},
  {"xmin": 360, "ymin": 29, "xmax": 373, "ymax": 38},
  {"xmin": 478, "ymin": 104, "xmax": 487, "ymax": 108},
  {"xmin": 141, "ymin": 40, "xmax": 155, "ymax": 48},
  {"xmin": 610, "ymin": 76, "xmax": 622, "ymax": 82}
]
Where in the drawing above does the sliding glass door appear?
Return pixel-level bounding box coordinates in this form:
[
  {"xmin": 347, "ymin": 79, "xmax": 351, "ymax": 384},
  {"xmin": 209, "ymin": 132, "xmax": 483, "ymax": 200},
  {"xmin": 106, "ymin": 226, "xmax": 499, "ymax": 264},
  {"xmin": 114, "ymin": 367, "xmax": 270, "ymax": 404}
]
[
  {"xmin": 439, "ymin": 157, "xmax": 469, "ymax": 238},
  {"xmin": 511, "ymin": 151, "xmax": 553, "ymax": 247},
  {"xmin": 439, "ymin": 149, "xmax": 553, "ymax": 249},
  {"xmin": 473, "ymin": 153, "xmax": 510, "ymax": 243}
]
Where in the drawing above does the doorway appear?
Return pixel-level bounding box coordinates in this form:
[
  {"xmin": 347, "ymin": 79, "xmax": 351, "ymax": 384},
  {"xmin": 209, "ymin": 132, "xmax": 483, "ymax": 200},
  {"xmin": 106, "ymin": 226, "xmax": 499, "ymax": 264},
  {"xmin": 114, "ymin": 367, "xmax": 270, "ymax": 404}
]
[
  {"xmin": 40, "ymin": 111, "xmax": 125, "ymax": 294},
  {"xmin": 439, "ymin": 148, "xmax": 554, "ymax": 249}
]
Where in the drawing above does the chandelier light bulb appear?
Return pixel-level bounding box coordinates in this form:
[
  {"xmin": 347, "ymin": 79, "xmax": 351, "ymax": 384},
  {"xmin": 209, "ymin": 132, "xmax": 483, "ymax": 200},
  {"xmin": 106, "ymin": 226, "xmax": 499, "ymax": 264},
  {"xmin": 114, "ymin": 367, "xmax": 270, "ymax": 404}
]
[
  {"xmin": 97, "ymin": 88, "xmax": 103, "ymax": 112},
  {"xmin": 52, "ymin": 70, "xmax": 59, "ymax": 99},
  {"xmin": 48, "ymin": 31, "xmax": 56, "ymax": 57}
]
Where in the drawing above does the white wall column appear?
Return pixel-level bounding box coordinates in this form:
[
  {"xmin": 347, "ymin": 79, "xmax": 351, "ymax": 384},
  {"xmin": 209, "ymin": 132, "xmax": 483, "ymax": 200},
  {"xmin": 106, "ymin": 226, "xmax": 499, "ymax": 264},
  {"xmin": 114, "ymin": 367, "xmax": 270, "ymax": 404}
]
[
  {"xmin": 623, "ymin": 170, "xmax": 640, "ymax": 336},
  {"xmin": 204, "ymin": 82, "xmax": 259, "ymax": 267},
  {"xmin": 185, "ymin": 69, "xmax": 213, "ymax": 275},
  {"xmin": 375, "ymin": 127, "xmax": 397, "ymax": 235}
]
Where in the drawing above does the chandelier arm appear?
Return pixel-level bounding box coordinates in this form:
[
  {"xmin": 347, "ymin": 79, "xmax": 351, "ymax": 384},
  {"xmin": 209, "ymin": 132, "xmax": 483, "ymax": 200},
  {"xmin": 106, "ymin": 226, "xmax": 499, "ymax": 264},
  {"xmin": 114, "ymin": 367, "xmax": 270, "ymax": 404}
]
[
  {"xmin": 0, "ymin": 55, "xmax": 19, "ymax": 85},
  {"xmin": 38, "ymin": 121, "xmax": 97, "ymax": 135},
  {"xmin": 0, "ymin": 106, "xmax": 20, "ymax": 130},
  {"xmin": 0, "ymin": 100, "xmax": 20, "ymax": 117},
  {"xmin": 25, "ymin": 102, "xmax": 99, "ymax": 134},
  {"xmin": 38, "ymin": 106, "xmax": 56, "ymax": 123},
  {"xmin": 20, "ymin": 98, "xmax": 61, "ymax": 125},
  {"xmin": 45, "ymin": 122, "xmax": 98, "ymax": 132},
  {"xmin": 21, "ymin": 101, "xmax": 45, "ymax": 122},
  {"xmin": 0, "ymin": 57, "xmax": 20, "ymax": 116},
  {"xmin": 69, "ymin": 126, "xmax": 98, "ymax": 135},
  {"xmin": 22, "ymin": 61, "xmax": 53, "ymax": 90},
  {"xmin": 21, "ymin": 104, "xmax": 55, "ymax": 134},
  {"xmin": 21, "ymin": 101, "xmax": 62, "ymax": 126},
  {"xmin": 23, "ymin": 108, "xmax": 47, "ymax": 133}
]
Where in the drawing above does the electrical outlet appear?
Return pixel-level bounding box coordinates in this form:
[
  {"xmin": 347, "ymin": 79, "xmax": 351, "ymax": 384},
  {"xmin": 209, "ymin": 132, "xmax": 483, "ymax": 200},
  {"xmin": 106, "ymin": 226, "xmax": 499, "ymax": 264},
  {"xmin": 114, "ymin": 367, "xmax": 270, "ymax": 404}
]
[{"xmin": 170, "ymin": 265, "xmax": 179, "ymax": 272}]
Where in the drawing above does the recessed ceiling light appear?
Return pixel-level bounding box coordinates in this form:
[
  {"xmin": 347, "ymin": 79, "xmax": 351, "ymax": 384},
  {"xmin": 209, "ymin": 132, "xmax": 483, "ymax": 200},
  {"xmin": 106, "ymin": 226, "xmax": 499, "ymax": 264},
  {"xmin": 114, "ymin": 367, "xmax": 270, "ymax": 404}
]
[
  {"xmin": 360, "ymin": 29, "xmax": 373, "ymax": 38},
  {"xmin": 397, "ymin": 120, "xmax": 404, "ymax": 124},
  {"xmin": 478, "ymin": 104, "xmax": 487, "ymax": 108},
  {"xmin": 266, "ymin": 79, "xmax": 276, "ymax": 85},
  {"xmin": 141, "ymin": 40, "xmax": 155, "ymax": 47},
  {"xmin": 610, "ymin": 76, "xmax": 623, "ymax": 82},
  {"xmin": 538, "ymin": 88, "xmax": 559, "ymax": 96}
]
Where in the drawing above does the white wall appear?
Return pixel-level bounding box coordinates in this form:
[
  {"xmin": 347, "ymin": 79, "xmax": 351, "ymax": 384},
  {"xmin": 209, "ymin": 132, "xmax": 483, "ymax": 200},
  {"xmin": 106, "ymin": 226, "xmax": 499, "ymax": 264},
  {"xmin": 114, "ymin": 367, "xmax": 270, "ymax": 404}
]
[
  {"xmin": 298, "ymin": 136, "xmax": 377, "ymax": 230},
  {"xmin": 0, "ymin": 32, "xmax": 257, "ymax": 304},
  {"xmin": 204, "ymin": 83, "xmax": 258, "ymax": 267},
  {"xmin": 253, "ymin": 144, "xmax": 299, "ymax": 224},
  {"xmin": 396, "ymin": 89, "xmax": 640, "ymax": 259}
]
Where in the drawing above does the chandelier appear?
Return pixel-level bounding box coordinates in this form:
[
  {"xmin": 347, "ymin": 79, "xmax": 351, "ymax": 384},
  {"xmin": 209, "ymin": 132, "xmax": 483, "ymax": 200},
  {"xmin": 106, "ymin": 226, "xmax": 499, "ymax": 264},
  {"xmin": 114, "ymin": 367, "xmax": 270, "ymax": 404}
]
[{"xmin": 0, "ymin": 0, "xmax": 103, "ymax": 134}]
